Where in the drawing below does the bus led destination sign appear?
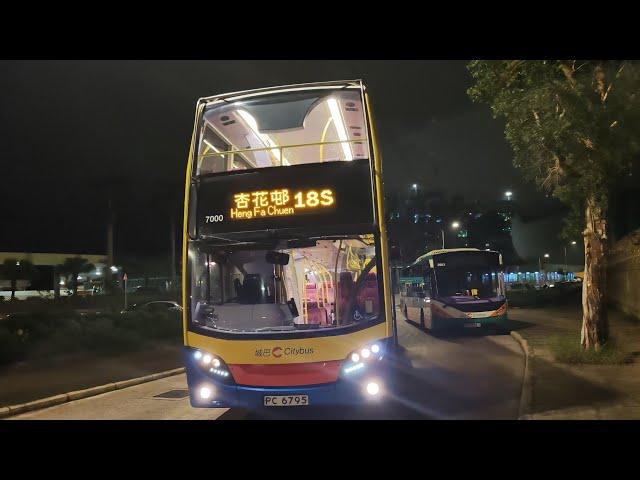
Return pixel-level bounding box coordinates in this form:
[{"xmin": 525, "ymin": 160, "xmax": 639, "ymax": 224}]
[
  {"xmin": 230, "ymin": 188, "xmax": 335, "ymax": 220},
  {"xmin": 196, "ymin": 158, "xmax": 374, "ymax": 235}
]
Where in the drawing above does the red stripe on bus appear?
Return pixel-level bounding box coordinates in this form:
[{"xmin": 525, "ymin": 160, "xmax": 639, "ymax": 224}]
[{"xmin": 228, "ymin": 361, "xmax": 342, "ymax": 387}]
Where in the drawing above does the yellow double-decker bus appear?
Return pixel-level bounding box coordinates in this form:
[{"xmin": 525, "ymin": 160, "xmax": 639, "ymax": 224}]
[{"xmin": 182, "ymin": 80, "xmax": 394, "ymax": 409}]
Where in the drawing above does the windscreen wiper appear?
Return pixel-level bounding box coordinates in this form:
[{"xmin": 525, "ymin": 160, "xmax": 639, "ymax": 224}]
[
  {"xmin": 254, "ymin": 326, "xmax": 296, "ymax": 332},
  {"xmin": 293, "ymin": 323, "xmax": 322, "ymax": 330}
]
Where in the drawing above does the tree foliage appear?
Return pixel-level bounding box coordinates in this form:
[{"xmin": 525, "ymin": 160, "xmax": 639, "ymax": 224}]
[
  {"xmin": 58, "ymin": 257, "xmax": 95, "ymax": 294},
  {"xmin": 468, "ymin": 60, "xmax": 640, "ymax": 236},
  {"xmin": 0, "ymin": 258, "xmax": 36, "ymax": 300},
  {"xmin": 468, "ymin": 60, "xmax": 640, "ymax": 350}
]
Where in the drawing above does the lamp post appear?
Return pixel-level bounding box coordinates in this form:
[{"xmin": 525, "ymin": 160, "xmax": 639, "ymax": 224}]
[
  {"xmin": 565, "ymin": 241, "xmax": 577, "ymax": 280},
  {"xmin": 538, "ymin": 253, "xmax": 550, "ymax": 284},
  {"xmin": 543, "ymin": 253, "xmax": 550, "ymax": 284},
  {"xmin": 439, "ymin": 221, "xmax": 461, "ymax": 249},
  {"xmin": 538, "ymin": 256, "xmax": 542, "ymax": 285},
  {"xmin": 442, "ymin": 221, "xmax": 461, "ymax": 249}
]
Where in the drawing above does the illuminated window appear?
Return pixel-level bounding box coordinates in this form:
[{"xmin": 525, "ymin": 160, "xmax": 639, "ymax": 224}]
[{"xmin": 195, "ymin": 88, "xmax": 370, "ymax": 176}]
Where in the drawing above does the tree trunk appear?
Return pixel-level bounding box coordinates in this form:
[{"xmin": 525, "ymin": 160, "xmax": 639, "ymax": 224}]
[
  {"xmin": 581, "ymin": 196, "xmax": 609, "ymax": 350},
  {"xmin": 53, "ymin": 267, "xmax": 60, "ymax": 300},
  {"xmin": 105, "ymin": 191, "xmax": 115, "ymax": 294}
]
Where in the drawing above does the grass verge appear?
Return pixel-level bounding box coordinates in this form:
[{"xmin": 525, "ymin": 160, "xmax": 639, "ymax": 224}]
[{"xmin": 548, "ymin": 334, "xmax": 630, "ymax": 365}]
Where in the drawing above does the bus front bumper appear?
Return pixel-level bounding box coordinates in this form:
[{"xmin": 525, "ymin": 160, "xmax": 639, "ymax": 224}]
[
  {"xmin": 432, "ymin": 313, "xmax": 508, "ymax": 331},
  {"xmin": 184, "ymin": 352, "xmax": 388, "ymax": 409}
]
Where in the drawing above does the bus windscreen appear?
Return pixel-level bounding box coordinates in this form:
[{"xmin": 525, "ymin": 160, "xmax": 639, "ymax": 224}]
[{"xmin": 187, "ymin": 236, "xmax": 382, "ymax": 335}]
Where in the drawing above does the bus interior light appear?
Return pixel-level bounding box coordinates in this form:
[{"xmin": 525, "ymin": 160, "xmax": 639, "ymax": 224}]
[{"xmin": 327, "ymin": 98, "xmax": 353, "ymax": 161}]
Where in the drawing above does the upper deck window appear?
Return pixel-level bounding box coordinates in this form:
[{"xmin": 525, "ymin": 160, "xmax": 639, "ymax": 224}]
[{"xmin": 195, "ymin": 88, "xmax": 370, "ymax": 176}]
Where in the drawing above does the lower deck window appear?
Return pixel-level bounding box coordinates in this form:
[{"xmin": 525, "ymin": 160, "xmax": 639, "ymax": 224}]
[{"xmin": 188, "ymin": 235, "xmax": 381, "ymax": 334}]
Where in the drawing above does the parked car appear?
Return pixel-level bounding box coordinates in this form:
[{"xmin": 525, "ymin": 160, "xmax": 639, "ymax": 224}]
[
  {"xmin": 133, "ymin": 286, "xmax": 163, "ymax": 294},
  {"xmin": 121, "ymin": 301, "xmax": 182, "ymax": 315}
]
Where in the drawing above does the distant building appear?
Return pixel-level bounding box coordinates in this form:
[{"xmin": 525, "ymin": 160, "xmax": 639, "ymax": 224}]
[{"xmin": 0, "ymin": 251, "xmax": 107, "ymax": 299}]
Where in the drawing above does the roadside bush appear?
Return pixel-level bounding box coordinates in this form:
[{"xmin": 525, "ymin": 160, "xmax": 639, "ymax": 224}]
[
  {"xmin": 0, "ymin": 309, "xmax": 181, "ymax": 366},
  {"xmin": 113, "ymin": 310, "xmax": 182, "ymax": 340},
  {"xmin": 79, "ymin": 316, "xmax": 144, "ymax": 353},
  {"xmin": 0, "ymin": 327, "xmax": 28, "ymax": 365}
]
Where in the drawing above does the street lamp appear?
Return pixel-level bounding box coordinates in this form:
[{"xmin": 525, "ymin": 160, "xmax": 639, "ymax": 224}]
[
  {"xmin": 538, "ymin": 254, "xmax": 550, "ymax": 285},
  {"xmin": 441, "ymin": 221, "xmax": 461, "ymax": 249},
  {"xmin": 505, "ymin": 191, "xmax": 513, "ymax": 200},
  {"xmin": 564, "ymin": 241, "xmax": 578, "ymax": 280}
]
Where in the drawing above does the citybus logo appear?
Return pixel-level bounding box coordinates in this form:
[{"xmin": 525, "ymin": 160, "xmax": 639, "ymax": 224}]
[{"xmin": 254, "ymin": 346, "xmax": 314, "ymax": 358}]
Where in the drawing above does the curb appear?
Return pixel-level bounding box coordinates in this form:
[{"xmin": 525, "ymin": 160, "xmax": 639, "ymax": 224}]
[
  {"xmin": 0, "ymin": 367, "xmax": 185, "ymax": 419},
  {"xmin": 510, "ymin": 331, "xmax": 533, "ymax": 420}
]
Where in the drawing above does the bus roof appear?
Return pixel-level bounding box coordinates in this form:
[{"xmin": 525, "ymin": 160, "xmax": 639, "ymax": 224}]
[
  {"xmin": 197, "ymin": 80, "xmax": 365, "ymax": 106},
  {"xmin": 411, "ymin": 248, "xmax": 501, "ymax": 267}
]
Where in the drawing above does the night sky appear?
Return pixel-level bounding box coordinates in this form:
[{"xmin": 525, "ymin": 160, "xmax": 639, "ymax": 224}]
[{"xmin": 0, "ymin": 60, "xmax": 556, "ymax": 258}]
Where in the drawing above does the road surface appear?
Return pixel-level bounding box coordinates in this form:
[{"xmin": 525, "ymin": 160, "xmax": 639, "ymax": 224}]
[{"xmin": 8, "ymin": 309, "xmax": 524, "ymax": 420}]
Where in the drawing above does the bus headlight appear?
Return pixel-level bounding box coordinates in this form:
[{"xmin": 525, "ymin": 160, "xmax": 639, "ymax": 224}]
[
  {"xmin": 366, "ymin": 381, "xmax": 380, "ymax": 396},
  {"xmin": 199, "ymin": 386, "xmax": 213, "ymax": 400},
  {"xmin": 364, "ymin": 379, "xmax": 383, "ymax": 399},
  {"xmin": 193, "ymin": 349, "xmax": 234, "ymax": 384},
  {"xmin": 342, "ymin": 341, "xmax": 385, "ymax": 376}
]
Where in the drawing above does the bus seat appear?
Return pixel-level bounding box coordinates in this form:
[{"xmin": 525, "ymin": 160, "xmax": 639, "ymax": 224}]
[
  {"xmin": 306, "ymin": 306, "xmax": 327, "ymax": 324},
  {"xmin": 357, "ymin": 273, "xmax": 379, "ymax": 314},
  {"xmin": 305, "ymin": 283, "xmax": 318, "ymax": 306}
]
